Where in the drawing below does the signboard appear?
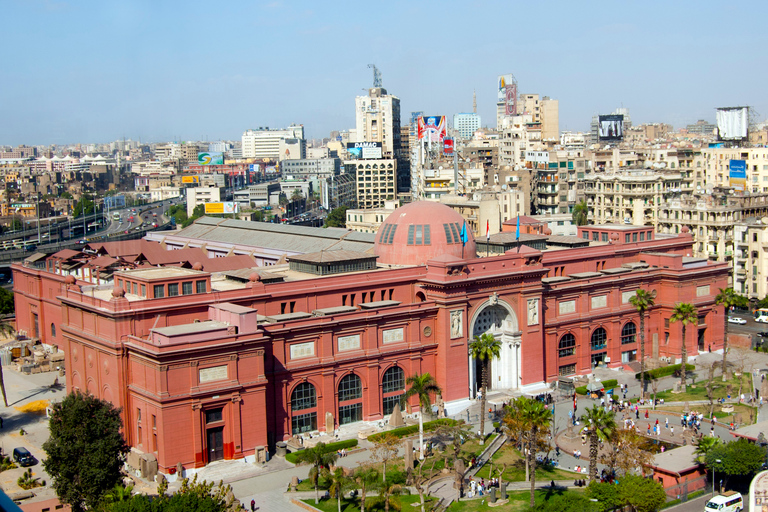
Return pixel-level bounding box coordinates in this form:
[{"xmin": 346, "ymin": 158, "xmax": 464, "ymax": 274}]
[
  {"xmin": 346, "ymin": 142, "xmax": 383, "ymax": 159},
  {"xmin": 498, "ymin": 74, "xmax": 518, "ymax": 116},
  {"xmin": 104, "ymin": 195, "xmax": 126, "ymax": 209},
  {"xmin": 204, "ymin": 202, "xmax": 239, "ymax": 214},
  {"xmin": 598, "ymin": 115, "xmax": 624, "ymax": 141},
  {"xmin": 198, "ymin": 152, "xmax": 224, "ymax": 165},
  {"xmin": 417, "ymin": 116, "xmax": 447, "ymax": 142},
  {"xmin": 729, "ymin": 159, "xmax": 747, "ymax": 191},
  {"xmin": 717, "ymin": 106, "xmax": 749, "ymax": 140},
  {"xmin": 181, "ymin": 176, "xmax": 199, "ymax": 184},
  {"xmin": 443, "ymin": 138, "xmax": 454, "ymax": 155},
  {"xmin": 249, "ymin": 163, "xmax": 261, "ymax": 173}
]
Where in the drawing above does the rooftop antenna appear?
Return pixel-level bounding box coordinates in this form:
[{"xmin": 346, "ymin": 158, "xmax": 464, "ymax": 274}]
[{"xmin": 367, "ymin": 64, "xmax": 382, "ymax": 88}]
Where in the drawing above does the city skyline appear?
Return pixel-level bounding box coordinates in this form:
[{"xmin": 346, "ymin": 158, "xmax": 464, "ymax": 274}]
[{"xmin": 2, "ymin": 0, "xmax": 766, "ymax": 146}]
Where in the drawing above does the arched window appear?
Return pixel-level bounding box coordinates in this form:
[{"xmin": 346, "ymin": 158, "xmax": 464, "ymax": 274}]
[
  {"xmin": 338, "ymin": 374, "xmax": 363, "ymax": 425},
  {"xmin": 591, "ymin": 327, "xmax": 607, "ymax": 351},
  {"xmin": 51, "ymin": 323, "xmax": 56, "ymax": 338},
  {"xmin": 291, "ymin": 382, "xmax": 317, "ymax": 434},
  {"xmin": 382, "ymin": 366, "xmax": 405, "ymax": 415},
  {"xmin": 558, "ymin": 333, "xmax": 575, "ymax": 358},
  {"xmin": 621, "ymin": 322, "xmax": 636, "ymax": 345}
]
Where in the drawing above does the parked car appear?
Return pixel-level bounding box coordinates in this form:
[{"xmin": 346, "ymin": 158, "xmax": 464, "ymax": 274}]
[
  {"xmin": 728, "ymin": 316, "xmax": 747, "ymax": 325},
  {"xmin": 759, "ymin": 331, "xmax": 768, "ymax": 337},
  {"xmin": 13, "ymin": 447, "xmax": 36, "ymax": 467}
]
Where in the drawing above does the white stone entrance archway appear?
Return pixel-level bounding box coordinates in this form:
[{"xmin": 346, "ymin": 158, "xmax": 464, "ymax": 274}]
[{"xmin": 468, "ymin": 296, "xmax": 522, "ymax": 397}]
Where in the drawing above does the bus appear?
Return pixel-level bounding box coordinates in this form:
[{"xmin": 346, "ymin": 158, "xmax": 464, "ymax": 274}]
[
  {"xmin": 112, "ymin": 212, "xmax": 121, "ymax": 222},
  {"xmin": 756, "ymin": 309, "xmax": 768, "ymax": 323}
]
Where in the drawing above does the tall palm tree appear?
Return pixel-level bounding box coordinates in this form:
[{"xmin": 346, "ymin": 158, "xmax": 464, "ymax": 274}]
[
  {"xmin": 630, "ymin": 289, "xmax": 656, "ymax": 398},
  {"xmin": 0, "ymin": 320, "xmax": 14, "ymax": 407},
  {"xmin": 517, "ymin": 397, "xmax": 551, "ymax": 508},
  {"xmin": 694, "ymin": 436, "xmax": 721, "ymax": 463},
  {"xmin": 327, "ymin": 467, "xmax": 349, "ymax": 512},
  {"xmin": 469, "ymin": 333, "xmax": 502, "ymax": 443},
  {"xmin": 580, "ymin": 405, "xmax": 616, "ymax": 482},
  {"xmin": 671, "ymin": 302, "xmax": 698, "ymax": 392},
  {"xmin": 375, "ymin": 480, "xmax": 403, "ymax": 512},
  {"xmin": 294, "ymin": 442, "xmax": 338, "ymax": 504},
  {"xmin": 353, "ymin": 466, "xmax": 379, "ymax": 512},
  {"xmin": 715, "ymin": 288, "xmax": 742, "ymax": 382},
  {"xmin": 403, "ymin": 373, "xmax": 441, "ymax": 460},
  {"xmin": 572, "ymin": 200, "xmax": 589, "ymax": 226}
]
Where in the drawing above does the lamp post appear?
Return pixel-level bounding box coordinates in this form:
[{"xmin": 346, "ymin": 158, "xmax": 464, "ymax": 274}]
[{"xmin": 713, "ymin": 458, "xmax": 721, "ymax": 497}]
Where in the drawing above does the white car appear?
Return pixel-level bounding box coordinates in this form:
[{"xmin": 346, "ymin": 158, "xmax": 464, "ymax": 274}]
[{"xmin": 728, "ymin": 316, "xmax": 747, "ymax": 325}]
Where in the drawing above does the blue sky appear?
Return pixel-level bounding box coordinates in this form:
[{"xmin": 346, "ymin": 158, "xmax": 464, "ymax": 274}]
[{"xmin": 2, "ymin": 0, "xmax": 766, "ymax": 146}]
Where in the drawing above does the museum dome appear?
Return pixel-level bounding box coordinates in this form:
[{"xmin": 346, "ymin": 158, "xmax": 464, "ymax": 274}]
[{"xmin": 374, "ymin": 201, "xmax": 476, "ymax": 266}]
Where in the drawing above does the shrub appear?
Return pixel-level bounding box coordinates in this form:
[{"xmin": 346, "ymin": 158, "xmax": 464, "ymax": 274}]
[
  {"xmin": 367, "ymin": 419, "xmax": 460, "ymax": 443},
  {"xmin": 285, "ymin": 439, "xmax": 358, "ymax": 464},
  {"xmin": 635, "ymin": 363, "xmax": 695, "ymax": 380},
  {"xmin": 661, "ymin": 498, "xmax": 681, "ymax": 509},
  {"xmin": 575, "ymin": 379, "xmax": 619, "ymax": 396}
]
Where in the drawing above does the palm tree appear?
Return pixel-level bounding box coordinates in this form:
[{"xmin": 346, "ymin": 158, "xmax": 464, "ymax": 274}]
[
  {"xmin": 375, "ymin": 480, "xmax": 403, "ymax": 512},
  {"xmin": 469, "ymin": 333, "xmax": 502, "ymax": 443},
  {"xmin": 294, "ymin": 442, "xmax": 338, "ymax": 504},
  {"xmin": 403, "ymin": 373, "xmax": 441, "ymax": 460},
  {"xmin": 694, "ymin": 436, "xmax": 721, "ymax": 463},
  {"xmin": 517, "ymin": 397, "xmax": 551, "ymax": 508},
  {"xmin": 715, "ymin": 288, "xmax": 742, "ymax": 382},
  {"xmin": 352, "ymin": 466, "xmax": 379, "ymax": 512},
  {"xmin": 572, "ymin": 200, "xmax": 589, "ymax": 226},
  {"xmin": 671, "ymin": 302, "xmax": 698, "ymax": 392},
  {"xmin": 327, "ymin": 467, "xmax": 349, "ymax": 512},
  {"xmin": 580, "ymin": 405, "xmax": 616, "ymax": 482},
  {"xmin": 102, "ymin": 483, "xmax": 133, "ymax": 504},
  {"xmin": 0, "ymin": 320, "xmax": 14, "ymax": 407},
  {"xmin": 630, "ymin": 289, "xmax": 656, "ymax": 398}
]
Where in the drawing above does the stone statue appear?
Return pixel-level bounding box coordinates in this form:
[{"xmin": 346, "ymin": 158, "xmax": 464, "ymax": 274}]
[
  {"xmin": 451, "ymin": 311, "xmax": 462, "ymax": 338},
  {"xmin": 527, "ymin": 299, "xmax": 539, "ymax": 325}
]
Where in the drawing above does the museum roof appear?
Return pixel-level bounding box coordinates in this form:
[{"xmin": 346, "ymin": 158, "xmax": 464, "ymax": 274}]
[
  {"xmin": 151, "ymin": 321, "xmax": 229, "ymax": 337},
  {"xmin": 647, "ymin": 444, "xmax": 701, "ymax": 475},
  {"xmin": 118, "ymin": 267, "xmax": 206, "ymax": 281},
  {"xmin": 288, "ymin": 250, "xmax": 377, "ymax": 264},
  {"xmin": 731, "ymin": 419, "xmax": 768, "ymax": 442}
]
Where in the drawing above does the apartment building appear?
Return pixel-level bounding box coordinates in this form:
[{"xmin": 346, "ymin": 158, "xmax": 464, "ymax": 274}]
[
  {"xmin": 241, "ymin": 126, "xmax": 305, "ymax": 160},
  {"xmin": 349, "ymin": 158, "xmax": 396, "ymax": 209}
]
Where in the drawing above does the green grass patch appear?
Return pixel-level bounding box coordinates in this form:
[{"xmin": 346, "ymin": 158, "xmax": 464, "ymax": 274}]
[
  {"xmin": 446, "ymin": 488, "xmax": 586, "ymax": 511},
  {"xmin": 575, "ymin": 379, "xmax": 618, "ymax": 396},
  {"xmin": 368, "ymin": 418, "xmax": 461, "ymax": 443},
  {"xmin": 471, "ymin": 443, "xmax": 574, "ymax": 482},
  {"xmin": 301, "ymin": 492, "xmax": 429, "ymax": 512},
  {"xmin": 286, "ymin": 439, "xmax": 359, "ymax": 464}
]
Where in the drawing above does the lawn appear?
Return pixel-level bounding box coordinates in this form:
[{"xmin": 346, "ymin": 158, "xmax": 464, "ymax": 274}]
[
  {"xmin": 653, "ymin": 373, "xmax": 752, "ymax": 405},
  {"xmin": 301, "ymin": 493, "xmax": 435, "ymax": 512},
  {"xmin": 471, "ymin": 444, "xmax": 574, "ymax": 482},
  {"xmin": 446, "ymin": 488, "xmax": 586, "ymax": 511},
  {"xmin": 646, "ymin": 403, "xmax": 757, "ymax": 426}
]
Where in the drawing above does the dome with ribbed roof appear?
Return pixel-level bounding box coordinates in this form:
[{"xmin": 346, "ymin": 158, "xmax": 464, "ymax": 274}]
[{"xmin": 374, "ymin": 201, "xmax": 476, "ymax": 265}]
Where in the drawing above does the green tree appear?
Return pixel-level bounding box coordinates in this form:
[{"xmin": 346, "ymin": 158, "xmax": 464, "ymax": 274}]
[
  {"xmin": 293, "ymin": 442, "xmax": 338, "ymax": 504},
  {"xmin": 572, "ymin": 200, "xmax": 589, "ymax": 226},
  {"xmin": 517, "ymin": 397, "xmax": 551, "ymax": 508},
  {"xmin": 530, "ymin": 492, "xmax": 600, "ymax": 512},
  {"xmin": 60, "ymin": 191, "xmax": 73, "ymax": 200},
  {"xmin": 580, "ymin": 405, "xmax": 616, "ymax": 482},
  {"xmin": 586, "ymin": 481, "xmax": 622, "ymax": 512},
  {"xmin": 374, "ymin": 479, "xmax": 402, "ymax": 512},
  {"xmin": 671, "ymin": 302, "xmax": 698, "ymax": 392},
  {"xmin": 103, "ymin": 474, "xmax": 237, "ymax": 511},
  {"xmin": 630, "ymin": 289, "xmax": 656, "ymax": 398},
  {"xmin": 469, "ymin": 333, "xmax": 502, "ymax": 443},
  {"xmin": 43, "ymin": 391, "xmax": 129, "ymax": 512},
  {"xmin": 100, "ymin": 484, "xmax": 133, "ymax": 505},
  {"xmin": 0, "ymin": 287, "xmax": 15, "ymax": 315},
  {"xmin": 706, "ymin": 437, "xmax": 767, "ymax": 490},
  {"xmin": 715, "ymin": 288, "xmax": 741, "ymax": 382},
  {"xmin": 291, "ymin": 188, "xmax": 304, "ymax": 202},
  {"xmin": 73, "ymin": 195, "xmax": 95, "ymax": 217},
  {"xmin": 324, "ymin": 206, "xmax": 348, "ymax": 228},
  {"xmin": 182, "ymin": 204, "xmax": 205, "ymax": 228},
  {"xmin": 327, "ymin": 467, "xmax": 349, "ymax": 512},
  {"xmin": 617, "ymin": 474, "xmax": 666, "ymax": 512},
  {"xmin": 403, "ymin": 373, "xmax": 441, "ymax": 461},
  {"xmin": 352, "ymin": 465, "xmax": 379, "ymax": 512},
  {"xmin": 694, "ymin": 436, "xmax": 721, "ymax": 463}
]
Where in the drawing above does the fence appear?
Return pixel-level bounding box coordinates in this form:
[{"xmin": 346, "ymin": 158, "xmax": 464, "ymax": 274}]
[{"xmin": 663, "ymin": 474, "xmax": 710, "ymax": 501}]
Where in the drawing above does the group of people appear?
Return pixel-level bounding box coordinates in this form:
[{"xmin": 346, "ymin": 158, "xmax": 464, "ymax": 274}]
[
  {"xmin": 465, "ymin": 477, "xmax": 501, "ymax": 498},
  {"xmin": 336, "ymin": 448, "xmax": 348, "ymax": 457}
]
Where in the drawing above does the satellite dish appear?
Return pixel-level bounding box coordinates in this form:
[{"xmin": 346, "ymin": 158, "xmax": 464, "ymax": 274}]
[{"xmin": 762, "ymin": 217, "xmax": 768, "ymax": 225}]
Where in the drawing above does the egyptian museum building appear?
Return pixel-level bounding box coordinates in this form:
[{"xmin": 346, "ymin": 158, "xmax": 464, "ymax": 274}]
[{"xmin": 12, "ymin": 201, "xmax": 729, "ymax": 473}]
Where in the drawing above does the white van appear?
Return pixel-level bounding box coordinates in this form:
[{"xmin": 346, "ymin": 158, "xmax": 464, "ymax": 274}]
[{"xmin": 704, "ymin": 491, "xmax": 743, "ymax": 512}]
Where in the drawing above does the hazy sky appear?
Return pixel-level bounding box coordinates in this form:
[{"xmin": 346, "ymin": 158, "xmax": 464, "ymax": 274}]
[{"xmin": 2, "ymin": 1, "xmax": 766, "ymax": 146}]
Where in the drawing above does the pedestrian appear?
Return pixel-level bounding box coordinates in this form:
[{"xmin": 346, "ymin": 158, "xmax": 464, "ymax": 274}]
[
  {"xmin": 645, "ymin": 410, "xmax": 649, "ymax": 419},
  {"xmin": 671, "ymin": 426, "xmax": 674, "ymax": 436},
  {"xmin": 251, "ymin": 499, "xmax": 256, "ymax": 512},
  {"xmin": 665, "ymin": 417, "xmax": 668, "ymax": 429}
]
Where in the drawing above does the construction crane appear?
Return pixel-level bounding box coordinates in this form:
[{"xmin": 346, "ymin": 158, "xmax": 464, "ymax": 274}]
[{"xmin": 367, "ymin": 64, "xmax": 382, "ymax": 88}]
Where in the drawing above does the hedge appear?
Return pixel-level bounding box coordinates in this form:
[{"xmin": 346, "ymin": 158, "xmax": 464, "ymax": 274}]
[
  {"xmin": 285, "ymin": 438, "xmax": 359, "ymax": 464},
  {"xmin": 574, "ymin": 379, "xmax": 619, "ymax": 396},
  {"xmin": 635, "ymin": 363, "xmax": 695, "ymax": 380},
  {"xmin": 367, "ymin": 418, "xmax": 461, "ymax": 443}
]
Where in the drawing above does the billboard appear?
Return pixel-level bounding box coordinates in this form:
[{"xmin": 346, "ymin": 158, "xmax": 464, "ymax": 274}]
[
  {"xmin": 417, "ymin": 116, "xmax": 447, "ymax": 142},
  {"xmin": 198, "ymin": 152, "xmax": 224, "ymax": 165},
  {"xmin": 346, "ymin": 142, "xmax": 383, "ymax": 159},
  {"xmin": 204, "ymin": 202, "xmax": 239, "ymax": 214},
  {"xmin": 598, "ymin": 115, "xmax": 624, "ymax": 141},
  {"xmin": 249, "ymin": 164, "xmax": 261, "ymax": 173},
  {"xmin": 181, "ymin": 176, "xmax": 199, "ymax": 184},
  {"xmin": 498, "ymin": 74, "xmax": 518, "ymax": 117},
  {"xmin": 729, "ymin": 159, "xmax": 746, "ymax": 191},
  {"xmin": 717, "ymin": 107, "xmax": 749, "ymax": 140},
  {"xmin": 443, "ymin": 138, "xmax": 454, "ymax": 155}
]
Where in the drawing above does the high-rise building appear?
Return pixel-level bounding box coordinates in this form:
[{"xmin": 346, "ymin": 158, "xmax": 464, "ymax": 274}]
[
  {"xmin": 354, "ymin": 88, "xmax": 407, "ymax": 190},
  {"xmin": 540, "ymin": 97, "xmax": 559, "ymax": 142},
  {"xmin": 453, "ymin": 113, "xmax": 481, "ymax": 140},
  {"xmin": 241, "ymin": 125, "xmax": 305, "ymax": 160}
]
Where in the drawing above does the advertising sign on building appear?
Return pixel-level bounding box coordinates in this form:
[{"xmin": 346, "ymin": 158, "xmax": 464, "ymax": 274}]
[
  {"xmin": 198, "ymin": 152, "xmax": 224, "ymax": 165},
  {"xmin": 598, "ymin": 115, "xmax": 624, "ymax": 141},
  {"xmin": 346, "ymin": 142, "xmax": 383, "ymax": 159},
  {"xmin": 498, "ymin": 74, "xmax": 518, "ymax": 116},
  {"xmin": 443, "ymin": 138, "xmax": 454, "ymax": 155},
  {"xmin": 181, "ymin": 176, "xmax": 200, "ymax": 184},
  {"xmin": 729, "ymin": 159, "xmax": 747, "ymax": 191},
  {"xmin": 417, "ymin": 116, "xmax": 447, "ymax": 142},
  {"xmin": 204, "ymin": 202, "xmax": 239, "ymax": 215},
  {"xmin": 249, "ymin": 164, "xmax": 261, "ymax": 173}
]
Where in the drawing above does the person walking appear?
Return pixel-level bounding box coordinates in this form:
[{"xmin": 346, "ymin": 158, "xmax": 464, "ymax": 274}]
[{"xmin": 251, "ymin": 499, "xmax": 256, "ymax": 512}]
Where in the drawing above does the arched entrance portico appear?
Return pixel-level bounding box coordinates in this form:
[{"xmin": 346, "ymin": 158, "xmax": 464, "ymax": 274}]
[{"xmin": 468, "ymin": 296, "xmax": 522, "ymax": 397}]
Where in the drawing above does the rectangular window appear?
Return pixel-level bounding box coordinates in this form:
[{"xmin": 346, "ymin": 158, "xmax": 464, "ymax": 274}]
[
  {"xmin": 168, "ymin": 283, "xmax": 179, "ymax": 296},
  {"xmin": 382, "ymin": 394, "xmax": 404, "ymax": 415},
  {"xmin": 558, "ymin": 364, "xmax": 576, "ymax": 376},
  {"xmin": 640, "ymin": 232, "xmax": 645, "ymax": 241},
  {"xmin": 582, "ymin": 231, "xmax": 589, "ymax": 240},
  {"xmin": 205, "ymin": 408, "xmax": 223, "ymax": 424},
  {"xmin": 291, "ymin": 412, "xmax": 317, "ymax": 434},
  {"xmin": 621, "ymin": 350, "xmax": 637, "ymax": 363},
  {"xmin": 592, "ymin": 232, "xmax": 599, "ymax": 241},
  {"xmin": 132, "ymin": 282, "xmax": 137, "ymax": 295},
  {"xmin": 182, "ymin": 281, "xmax": 193, "ymax": 295},
  {"xmin": 339, "ymin": 403, "xmax": 362, "ymax": 425},
  {"xmin": 625, "ymin": 234, "xmax": 630, "ymax": 243},
  {"xmin": 153, "ymin": 284, "xmax": 165, "ymax": 298},
  {"xmin": 632, "ymin": 233, "xmax": 638, "ymax": 242},
  {"xmin": 196, "ymin": 280, "xmax": 206, "ymax": 293},
  {"xmin": 140, "ymin": 284, "xmax": 146, "ymax": 297},
  {"xmin": 601, "ymin": 233, "xmax": 608, "ymax": 242}
]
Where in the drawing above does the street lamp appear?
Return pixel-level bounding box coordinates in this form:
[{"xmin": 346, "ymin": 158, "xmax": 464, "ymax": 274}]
[{"xmin": 713, "ymin": 458, "xmax": 721, "ymax": 497}]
